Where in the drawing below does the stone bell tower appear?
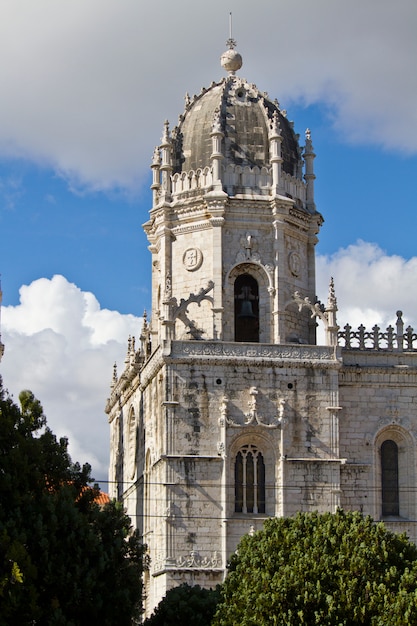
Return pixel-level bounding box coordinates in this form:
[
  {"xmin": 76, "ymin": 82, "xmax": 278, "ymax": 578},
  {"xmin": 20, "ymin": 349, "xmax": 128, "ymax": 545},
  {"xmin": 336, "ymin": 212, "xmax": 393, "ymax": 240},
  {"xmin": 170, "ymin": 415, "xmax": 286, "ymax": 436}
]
[{"xmin": 106, "ymin": 41, "xmax": 343, "ymax": 616}]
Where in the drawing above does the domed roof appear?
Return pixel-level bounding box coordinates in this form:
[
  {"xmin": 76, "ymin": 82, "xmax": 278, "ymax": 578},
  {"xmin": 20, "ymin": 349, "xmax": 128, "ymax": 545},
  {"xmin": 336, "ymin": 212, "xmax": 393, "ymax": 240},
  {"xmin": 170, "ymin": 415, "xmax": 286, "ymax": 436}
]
[{"xmin": 171, "ymin": 63, "xmax": 301, "ymax": 178}]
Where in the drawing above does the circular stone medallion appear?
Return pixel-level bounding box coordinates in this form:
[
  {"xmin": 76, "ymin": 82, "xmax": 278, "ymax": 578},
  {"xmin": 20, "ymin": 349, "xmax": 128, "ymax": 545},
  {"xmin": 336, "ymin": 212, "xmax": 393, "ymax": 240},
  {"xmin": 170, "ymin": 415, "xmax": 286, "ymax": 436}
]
[
  {"xmin": 183, "ymin": 247, "xmax": 203, "ymax": 271},
  {"xmin": 288, "ymin": 251, "xmax": 301, "ymax": 277}
]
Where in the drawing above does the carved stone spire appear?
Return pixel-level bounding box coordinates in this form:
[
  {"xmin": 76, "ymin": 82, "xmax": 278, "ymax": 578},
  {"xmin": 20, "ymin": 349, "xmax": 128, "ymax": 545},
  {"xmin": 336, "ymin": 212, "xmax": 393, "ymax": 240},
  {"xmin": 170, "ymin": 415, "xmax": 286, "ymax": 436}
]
[
  {"xmin": 151, "ymin": 146, "xmax": 161, "ymax": 208},
  {"xmin": 110, "ymin": 362, "xmax": 118, "ymax": 389},
  {"xmin": 269, "ymin": 110, "xmax": 283, "ymax": 194},
  {"xmin": 304, "ymin": 128, "xmax": 316, "ymax": 211},
  {"xmin": 210, "ymin": 107, "xmax": 224, "ymax": 190},
  {"xmin": 160, "ymin": 120, "xmax": 172, "ymax": 199},
  {"xmin": 325, "ymin": 277, "xmax": 339, "ymax": 346}
]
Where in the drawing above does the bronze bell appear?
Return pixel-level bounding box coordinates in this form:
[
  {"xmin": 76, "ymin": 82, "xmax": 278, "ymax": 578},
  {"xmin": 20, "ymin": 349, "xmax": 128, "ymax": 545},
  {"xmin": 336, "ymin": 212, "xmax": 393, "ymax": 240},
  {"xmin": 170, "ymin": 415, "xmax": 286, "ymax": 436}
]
[{"xmin": 238, "ymin": 298, "xmax": 257, "ymax": 319}]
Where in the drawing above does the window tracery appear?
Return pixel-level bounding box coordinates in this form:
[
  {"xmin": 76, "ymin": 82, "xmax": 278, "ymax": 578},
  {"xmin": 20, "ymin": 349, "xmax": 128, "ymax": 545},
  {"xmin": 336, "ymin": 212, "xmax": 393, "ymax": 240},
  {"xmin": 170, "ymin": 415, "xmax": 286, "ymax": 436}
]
[{"xmin": 234, "ymin": 443, "xmax": 265, "ymax": 514}]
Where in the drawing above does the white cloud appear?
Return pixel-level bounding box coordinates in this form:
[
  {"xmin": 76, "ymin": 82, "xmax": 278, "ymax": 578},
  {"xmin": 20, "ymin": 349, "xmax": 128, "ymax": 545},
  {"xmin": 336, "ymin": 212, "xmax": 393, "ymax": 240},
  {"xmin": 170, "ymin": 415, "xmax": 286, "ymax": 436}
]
[
  {"xmin": 316, "ymin": 241, "xmax": 417, "ymax": 332},
  {"xmin": 0, "ymin": 0, "xmax": 415, "ymax": 190},
  {"xmin": 1, "ymin": 275, "xmax": 141, "ymax": 483}
]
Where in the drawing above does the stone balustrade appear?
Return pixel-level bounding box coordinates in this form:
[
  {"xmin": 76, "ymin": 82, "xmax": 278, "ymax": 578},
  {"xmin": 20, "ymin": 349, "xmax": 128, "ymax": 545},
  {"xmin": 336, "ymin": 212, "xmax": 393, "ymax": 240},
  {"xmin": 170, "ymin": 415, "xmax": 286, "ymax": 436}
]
[
  {"xmin": 170, "ymin": 164, "xmax": 307, "ymax": 204},
  {"xmin": 338, "ymin": 311, "xmax": 417, "ymax": 351}
]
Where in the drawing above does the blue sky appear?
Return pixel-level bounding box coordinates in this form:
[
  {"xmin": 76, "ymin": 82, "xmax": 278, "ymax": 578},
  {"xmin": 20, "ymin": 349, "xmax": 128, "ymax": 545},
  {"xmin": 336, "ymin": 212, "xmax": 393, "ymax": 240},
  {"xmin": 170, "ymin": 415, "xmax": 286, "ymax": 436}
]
[
  {"xmin": 2, "ymin": 104, "xmax": 416, "ymax": 315},
  {"xmin": 1, "ymin": 0, "xmax": 416, "ymax": 480}
]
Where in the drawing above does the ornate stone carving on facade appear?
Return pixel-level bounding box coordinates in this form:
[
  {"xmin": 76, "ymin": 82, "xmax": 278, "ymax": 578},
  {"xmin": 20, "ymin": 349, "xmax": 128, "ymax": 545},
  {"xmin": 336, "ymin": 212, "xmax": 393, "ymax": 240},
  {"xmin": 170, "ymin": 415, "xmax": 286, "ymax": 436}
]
[
  {"xmin": 176, "ymin": 550, "xmax": 222, "ymax": 569},
  {"xmin": 293, "ymin": 277, "xmax": 339, "ymax": 346},
  {"xmin": 375, "ymin": 417, "xmax": 417, "ymax": 441},
  {"xmin": 277, "ymin": 397, "xmax": 286, "ymax": 423},
  {"xmin": 165, "ymin": 272, "xmax": 172, "ymax": 299},
  {"xmin": 288, "ymin": 250, "xmax": 301, "ymax": 276},
  {"xmin": 212, "ymin": 107, "xmax": 222, "ymax": 133},
  {"xmin": 236, "ymin": 232, "xmax": 261, "ymax": 263},
  {"xmin": 110, "ymin": 362, "xmax": 118, "ymax": 390},
  {"xmin": 292, "ymin": 292, "xmax": 323, "ymax": 319},
  {"xmin": 172, "ymin": 340, "xmax": 337, "ymax": 362},
  {"xmin": 243, "ymin": 386, "xmax": 280, "ymax": 428},
  {"xmin": 163, "ymin": 282, "xmax": 214, "ymax": 340},
  {"xmin": 170, "ymin": 282, "xmax": 214, "ymax": 320},
  {"xmin": 182, "ymin": 247, "xmax": 203, "ymax": 271},
  {"xmin": 140, "ymin": 310, "xmax": 152, "ymax": 357},
  {"xmin": 235, "ymin": 233, "xmax": 269, "ymax": 264},
  {"xmin": 217, "ymin": 389, "xmax": 283, "ymax": 429},
  {"xmin": 218, "ymin": 396, "xmax": 229, "ymax": 427},
  {"xmin": 217, "ymin": 394, "xmax": 239, "ymax": 428}
]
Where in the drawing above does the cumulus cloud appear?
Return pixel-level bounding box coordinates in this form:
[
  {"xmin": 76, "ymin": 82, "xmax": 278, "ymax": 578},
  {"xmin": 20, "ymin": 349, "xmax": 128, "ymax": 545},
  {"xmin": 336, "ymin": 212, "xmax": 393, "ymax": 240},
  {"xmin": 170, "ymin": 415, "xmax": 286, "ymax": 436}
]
[
  {"xmin": 316, "ymin": 241, "xmax": 417, "ymax": 332},
  {"xmin": 1, "ymin": 275, "xmax": 141, "ymax": 483},
  {"xmin": 0, "ymin": 0, "xmax": 415, "ymax": 190}
]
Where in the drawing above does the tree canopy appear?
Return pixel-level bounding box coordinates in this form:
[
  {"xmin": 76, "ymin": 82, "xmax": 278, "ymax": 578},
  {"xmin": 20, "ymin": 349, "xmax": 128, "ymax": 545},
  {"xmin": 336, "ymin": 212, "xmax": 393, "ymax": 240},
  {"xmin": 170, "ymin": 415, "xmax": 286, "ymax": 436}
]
[
  {"xmin": 212, "ymin": 509, "xmax": 417, "ymax": 626},
  {"xmin": 143, "ymin": 583, "xmax": 220, "ymax": 626},
  {"xmin": 0, "ymin": 379, "xmax": 145, "ymax": 625}
]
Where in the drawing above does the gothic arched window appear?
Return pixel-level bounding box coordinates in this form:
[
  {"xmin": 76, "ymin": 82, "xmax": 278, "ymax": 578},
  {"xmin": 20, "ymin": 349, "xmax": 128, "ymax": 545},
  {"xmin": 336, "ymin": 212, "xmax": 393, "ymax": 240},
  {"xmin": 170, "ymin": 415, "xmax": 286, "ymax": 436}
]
[
  {"xmin": 381, "ymin": 439, "xmax": 399, "ymax": 517},
  {"xmin": 235, "ymin": 444, "xmax": 265, "ymax": 514},
  {"xmin": 234, "ymin": 274, "xmax": 259, "ymax": 343}
]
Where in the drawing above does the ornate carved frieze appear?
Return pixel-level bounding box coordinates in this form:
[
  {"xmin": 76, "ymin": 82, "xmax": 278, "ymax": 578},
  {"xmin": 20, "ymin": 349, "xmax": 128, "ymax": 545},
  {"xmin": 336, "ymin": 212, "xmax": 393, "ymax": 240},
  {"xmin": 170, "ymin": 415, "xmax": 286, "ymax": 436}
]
[
  {"xmin": 152, "ymin": 547, "xmax": 223, "ymax": 576},
  {"xmin": 170, "ymin": 341, "xmax": 338, "ymax": 362}
]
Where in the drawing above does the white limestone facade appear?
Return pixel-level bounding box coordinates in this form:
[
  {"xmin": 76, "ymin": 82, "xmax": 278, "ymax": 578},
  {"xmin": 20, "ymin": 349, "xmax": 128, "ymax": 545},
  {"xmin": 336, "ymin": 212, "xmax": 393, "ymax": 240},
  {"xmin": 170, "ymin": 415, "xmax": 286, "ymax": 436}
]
[{"xmin": 106, "ymin": 43, "xmax": 417, "ymax": 616}]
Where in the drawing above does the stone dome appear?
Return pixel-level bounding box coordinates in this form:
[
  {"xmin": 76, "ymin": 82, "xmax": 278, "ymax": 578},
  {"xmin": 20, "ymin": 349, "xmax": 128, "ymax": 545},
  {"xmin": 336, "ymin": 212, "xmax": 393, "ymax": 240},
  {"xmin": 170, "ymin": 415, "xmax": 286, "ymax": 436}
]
[{"xmin": 171, "ymin": 75, "xmax": 301, "ymax": 179}]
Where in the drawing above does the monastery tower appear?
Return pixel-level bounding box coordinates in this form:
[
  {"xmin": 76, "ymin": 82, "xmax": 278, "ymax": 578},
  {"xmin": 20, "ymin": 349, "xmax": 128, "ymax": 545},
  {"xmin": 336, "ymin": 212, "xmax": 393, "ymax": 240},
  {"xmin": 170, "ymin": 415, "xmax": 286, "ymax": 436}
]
[{"xmin": 107, "ymin": 42, "xmax": 417, "ymax": 616}]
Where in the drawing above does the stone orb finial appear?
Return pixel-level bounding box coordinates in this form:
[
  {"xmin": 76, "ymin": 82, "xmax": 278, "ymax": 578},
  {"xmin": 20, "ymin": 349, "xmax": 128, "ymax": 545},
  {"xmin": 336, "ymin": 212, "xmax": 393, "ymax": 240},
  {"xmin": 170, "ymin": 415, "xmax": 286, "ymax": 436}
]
[{"xmin": 221, "ymin": 48, "xmax": 243, "ymax": 74}]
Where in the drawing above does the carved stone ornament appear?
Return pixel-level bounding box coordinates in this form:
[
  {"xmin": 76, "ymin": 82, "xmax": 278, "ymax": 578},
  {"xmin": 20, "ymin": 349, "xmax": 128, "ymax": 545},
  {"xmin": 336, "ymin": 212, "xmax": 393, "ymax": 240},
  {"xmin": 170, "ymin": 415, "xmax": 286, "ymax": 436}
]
[
  {"xmin": 222, "ymin": 387, "xmax": 282, "ymax": 429},
  {"xmin": 288, "ymin": 250, "xmax": 301, "ymax": 276},
  {"xmin": 183, "ymin": 247, "xmax": 203, "ymax": 271},
  {"xmin": 172, "ymin": 340, "xmax": 337, "ymax": 362},
  {"xmin": 236, "ymin": 232, "xmax": 262, "ymax": 264},
  {"xmin": 243, "ymin": 386, "xmax": 280, "ymax": 428},
  {"xmin": 176, "ymin": 550, "xmax": 222, "ymax": 569}
]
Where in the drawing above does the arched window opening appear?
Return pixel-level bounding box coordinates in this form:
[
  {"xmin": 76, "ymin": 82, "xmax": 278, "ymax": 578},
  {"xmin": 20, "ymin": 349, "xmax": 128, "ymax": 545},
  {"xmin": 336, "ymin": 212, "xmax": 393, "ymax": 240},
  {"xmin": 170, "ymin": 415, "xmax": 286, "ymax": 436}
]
[
  {"xmin": 381, "ymin": 439, "xmax": 399, "ymax": 517},
  {"xmin": 234, "ymin": 274, "xmax": 259, "ymax": 343},
  {"xmin": 235, "ymin": 444, "xmax": 265, "ymax": 514}
]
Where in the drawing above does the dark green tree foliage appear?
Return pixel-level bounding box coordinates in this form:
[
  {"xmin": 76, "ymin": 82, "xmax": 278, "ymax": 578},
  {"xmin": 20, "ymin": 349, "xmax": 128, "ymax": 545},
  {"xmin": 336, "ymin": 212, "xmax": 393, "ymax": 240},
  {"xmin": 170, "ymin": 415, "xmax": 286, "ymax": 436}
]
[
  {"xmin": 213, "ymin": 510, "xmax": 417, "ymax": 626},
  {"xmin": 0, "ymin": 379, "xmax": 145, "ymax": 625},
  {"xmin": 144, "ymin": 583, "xmax": 221, "ymax": 626}
]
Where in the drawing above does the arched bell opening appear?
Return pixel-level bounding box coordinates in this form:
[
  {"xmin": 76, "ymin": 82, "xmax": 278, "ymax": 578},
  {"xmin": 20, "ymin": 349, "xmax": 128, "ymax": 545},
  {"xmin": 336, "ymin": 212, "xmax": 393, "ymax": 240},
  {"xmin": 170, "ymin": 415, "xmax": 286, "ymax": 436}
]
[{"xmin": 234, "ymin": 274, "xmax": 259, "ymax": 342}]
